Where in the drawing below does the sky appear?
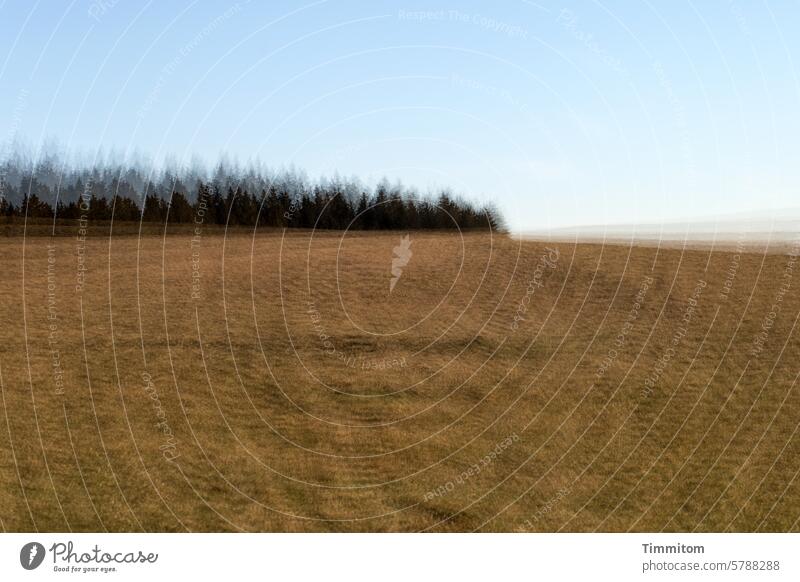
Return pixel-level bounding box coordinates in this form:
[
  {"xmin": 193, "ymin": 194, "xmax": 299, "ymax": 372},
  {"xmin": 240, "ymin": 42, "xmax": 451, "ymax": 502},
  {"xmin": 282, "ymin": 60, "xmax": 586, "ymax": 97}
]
[{"xmin": 1, "ymin": 0, "xmax": 799, "ymax": 232}]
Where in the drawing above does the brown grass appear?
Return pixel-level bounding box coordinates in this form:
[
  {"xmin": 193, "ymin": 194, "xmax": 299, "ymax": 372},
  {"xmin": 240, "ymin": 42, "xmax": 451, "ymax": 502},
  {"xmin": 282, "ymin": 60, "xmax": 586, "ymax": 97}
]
[{"xmin": 0, "ymin": 228, "xmax": 798, "ymax": 532}]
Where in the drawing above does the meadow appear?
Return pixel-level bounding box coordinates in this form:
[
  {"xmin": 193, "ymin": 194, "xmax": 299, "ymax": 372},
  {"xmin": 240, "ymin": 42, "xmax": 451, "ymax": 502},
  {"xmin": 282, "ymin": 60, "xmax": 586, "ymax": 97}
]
[{"xmin": 1, "ymin": 227, "xmax": 798, "ymax": 532}]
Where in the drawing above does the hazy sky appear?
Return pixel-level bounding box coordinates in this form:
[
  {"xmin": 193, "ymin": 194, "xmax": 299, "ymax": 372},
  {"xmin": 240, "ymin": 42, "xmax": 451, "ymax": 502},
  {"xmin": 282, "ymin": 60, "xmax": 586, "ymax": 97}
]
[{"xmin": 1, "ymin": 0, "xmax": 799, "ymax": 231}]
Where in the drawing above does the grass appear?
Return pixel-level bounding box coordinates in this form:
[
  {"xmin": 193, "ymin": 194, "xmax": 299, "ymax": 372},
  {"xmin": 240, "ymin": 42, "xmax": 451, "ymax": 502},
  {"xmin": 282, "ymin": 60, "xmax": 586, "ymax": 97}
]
[{"xmin": 0, "ymin": 227, "xmax": 798, "ymax": 532}]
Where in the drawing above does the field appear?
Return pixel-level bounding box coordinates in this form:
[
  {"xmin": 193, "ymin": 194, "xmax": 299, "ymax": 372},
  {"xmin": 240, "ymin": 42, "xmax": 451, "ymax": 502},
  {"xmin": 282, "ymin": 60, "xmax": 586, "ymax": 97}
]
[{"xmin": 1, "ymin": 227, "xmax": 799, "ymax": 532}]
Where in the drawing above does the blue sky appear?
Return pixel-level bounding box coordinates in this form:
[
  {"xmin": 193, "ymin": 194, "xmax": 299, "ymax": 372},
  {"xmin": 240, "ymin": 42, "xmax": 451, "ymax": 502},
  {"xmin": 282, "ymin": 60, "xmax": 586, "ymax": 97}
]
[{"xmin": 1, "ymin": 0, "xmax": 799, "ymax": 231}]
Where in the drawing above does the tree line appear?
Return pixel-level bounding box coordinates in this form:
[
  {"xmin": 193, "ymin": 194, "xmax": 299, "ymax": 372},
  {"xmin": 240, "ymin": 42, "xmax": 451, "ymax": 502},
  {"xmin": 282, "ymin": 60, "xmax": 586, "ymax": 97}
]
[
  {"xmin": 0, "ymin": 180, "xmax": 504, "ymax": 231},
  {"xmin": 0, "ymin": 151, "xmax": 505, "ymax": 231}
]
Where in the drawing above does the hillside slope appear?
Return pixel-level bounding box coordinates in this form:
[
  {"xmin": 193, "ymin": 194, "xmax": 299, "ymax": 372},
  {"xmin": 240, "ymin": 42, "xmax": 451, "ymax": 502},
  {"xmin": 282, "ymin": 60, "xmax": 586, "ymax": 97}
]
[{"xmin": 0, "ymin": 230, "xmax": 798, "ymax": 531}]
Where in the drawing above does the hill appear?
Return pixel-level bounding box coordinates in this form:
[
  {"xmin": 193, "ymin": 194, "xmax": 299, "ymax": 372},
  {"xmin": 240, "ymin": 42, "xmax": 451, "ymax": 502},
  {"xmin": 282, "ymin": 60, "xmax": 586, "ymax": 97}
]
[{"xmin": 0, "ymin": 230, "xmax": 798, "ymax": 531}]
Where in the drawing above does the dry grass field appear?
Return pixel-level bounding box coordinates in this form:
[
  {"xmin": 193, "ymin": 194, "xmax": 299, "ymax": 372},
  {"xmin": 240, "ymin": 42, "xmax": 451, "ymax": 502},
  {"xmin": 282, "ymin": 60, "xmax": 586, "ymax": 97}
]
[{"xmin": 1, "ymin": 227, "xmax": 799, "ymax": 532}]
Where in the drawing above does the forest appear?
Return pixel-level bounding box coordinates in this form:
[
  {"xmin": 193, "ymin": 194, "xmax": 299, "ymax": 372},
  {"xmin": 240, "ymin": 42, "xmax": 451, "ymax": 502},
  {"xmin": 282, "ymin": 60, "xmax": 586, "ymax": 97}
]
[{"xmin": 0, "ymin": 152, "xmax": 505, "ymax": 231}]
